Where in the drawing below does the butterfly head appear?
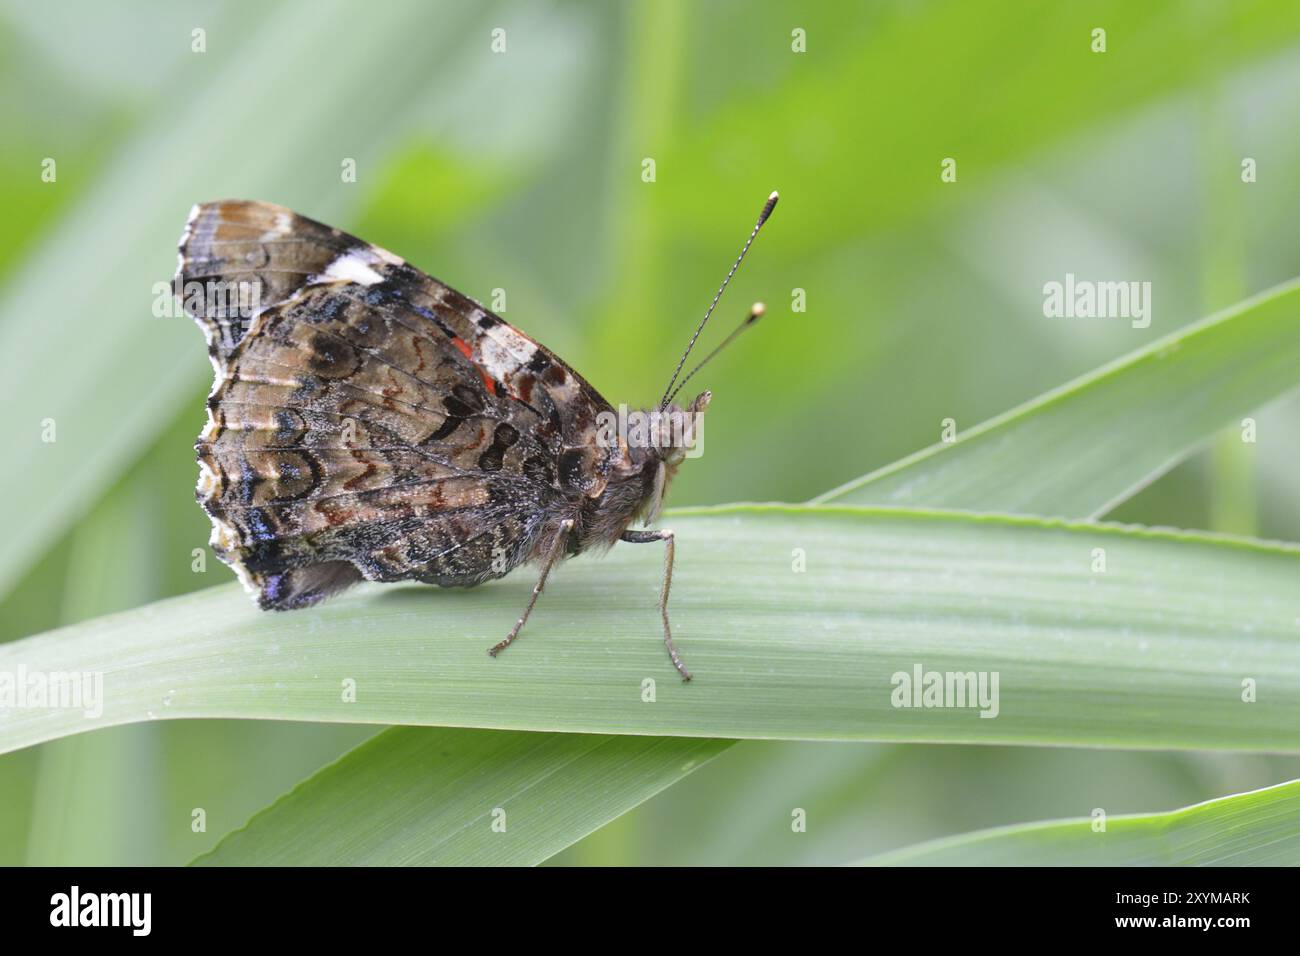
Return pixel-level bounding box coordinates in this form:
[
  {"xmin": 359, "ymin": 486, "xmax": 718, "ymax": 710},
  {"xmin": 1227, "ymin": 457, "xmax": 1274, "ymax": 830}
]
[
  {"xmin": 655, "ymin": 390, "xmax": 711, "ymax": 467},
  {"xmin": 633, "ymin": 390, "xmax": 708, "ymax": 526}
]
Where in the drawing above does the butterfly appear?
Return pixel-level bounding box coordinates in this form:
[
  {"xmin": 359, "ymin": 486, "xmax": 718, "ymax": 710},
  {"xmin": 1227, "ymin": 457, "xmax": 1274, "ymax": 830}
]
[{"xmin": 174, "ymin": 192, "xmax": 777, "ymax": 680}]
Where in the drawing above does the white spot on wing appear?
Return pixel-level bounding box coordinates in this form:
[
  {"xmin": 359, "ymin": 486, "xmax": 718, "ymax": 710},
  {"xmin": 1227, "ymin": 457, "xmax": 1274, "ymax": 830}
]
[
  {"xmin": 373, "ymin": 244, "xmax": 405, "ymax": 266},
  {"xmin": 479, "ymin": 337, "xmax": 514, "ymax": 378},
  {"xmin": 199, "ymin": 405, "xmax": 222, "ymax": 441},
  {"xmin": 320, "ymin": 250, "xmax": 384, "ymax": 286},
  {"xmin": 197, "ymin": 458, "xmax": 220, "ymax": 496}
]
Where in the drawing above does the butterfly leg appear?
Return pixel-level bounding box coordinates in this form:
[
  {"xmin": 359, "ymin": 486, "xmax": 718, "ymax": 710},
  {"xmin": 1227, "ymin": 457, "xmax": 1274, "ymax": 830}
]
[
  {"xmin": 489, "ymin": 519, "xmax": 574, "ymax": 658},
  {"xmin": 620, "ymin": 528, "xmax": 692, "ymax": 682}
]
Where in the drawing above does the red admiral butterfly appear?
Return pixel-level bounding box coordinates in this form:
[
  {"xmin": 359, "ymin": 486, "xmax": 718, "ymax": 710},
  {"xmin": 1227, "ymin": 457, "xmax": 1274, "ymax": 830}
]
[{"xmin": 174, "ymin": 192, "xmax": 778, "ymax": 679}]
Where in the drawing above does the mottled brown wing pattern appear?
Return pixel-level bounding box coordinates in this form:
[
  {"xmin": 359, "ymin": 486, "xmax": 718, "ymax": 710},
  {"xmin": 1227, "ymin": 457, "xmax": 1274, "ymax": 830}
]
[{"xmin": 176, "ymin": 200, "xmax": 624, "ymax": 609}]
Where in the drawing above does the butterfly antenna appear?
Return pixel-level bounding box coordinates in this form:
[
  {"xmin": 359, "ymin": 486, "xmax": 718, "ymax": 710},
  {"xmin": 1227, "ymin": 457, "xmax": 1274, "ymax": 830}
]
[
  {"xmin": 658, "ymin": 190, "xmax": 779, "ymax": 409},
  {"xmin": 664, "ymin": 303, "xmax": 765, "ymax": 407}
]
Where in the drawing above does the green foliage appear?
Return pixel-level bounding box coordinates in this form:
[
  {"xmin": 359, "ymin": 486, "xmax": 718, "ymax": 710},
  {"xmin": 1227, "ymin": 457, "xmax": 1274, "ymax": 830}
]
[
  {"xmin": 195, "ymin": 729, "xmax": 727, "ymax": 866},
  {"xmin": 4, "ymin": 0, "xmax": 1300, "ymax": 865},
  {"xmin": 6, "ymin": 505, "xmax": 1300, "ymax": 757},
  {"xmin": 818, "ymin": 279, "xmax": 1300, "ymax": 517},
  {"xmin": 858, "ymin": 779, "xmax": 1300, "ymax": 866}
]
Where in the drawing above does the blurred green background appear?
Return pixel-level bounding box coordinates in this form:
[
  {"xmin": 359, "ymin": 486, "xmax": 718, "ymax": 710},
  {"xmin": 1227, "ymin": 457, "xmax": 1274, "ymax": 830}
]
[{"xmin": 2, "ymin": 0, "xmax": 1299, "ymax": 865}]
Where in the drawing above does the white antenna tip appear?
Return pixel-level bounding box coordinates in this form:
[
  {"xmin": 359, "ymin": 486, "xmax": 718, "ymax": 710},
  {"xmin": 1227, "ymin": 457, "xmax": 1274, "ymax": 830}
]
[{"xmin": 768, "ymin": 190, "xmax": 779, "ymax": 202}]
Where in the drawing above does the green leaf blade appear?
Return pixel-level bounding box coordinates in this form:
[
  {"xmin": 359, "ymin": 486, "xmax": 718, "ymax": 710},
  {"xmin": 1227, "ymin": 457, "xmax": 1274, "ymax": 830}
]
[
  {"xmin": 816, "ymin": 278, "xmax": 1300, "ymax": 517},
  {"xmin": 857, "ymin": 779, "xmax": 1300, "ymax": 866},
  {"xmin": 4, "ymin": 505, "xmax": 1297, "ymax": 754},
  {"xmin": 193, "ymin": 727, "xmax": 727, "ymax": 866}
]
